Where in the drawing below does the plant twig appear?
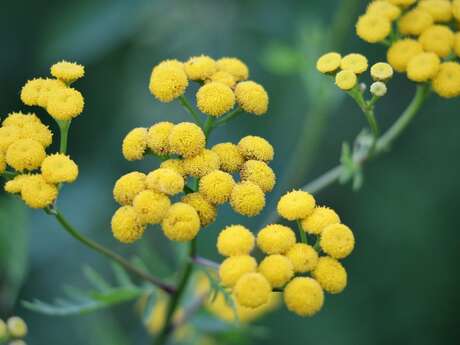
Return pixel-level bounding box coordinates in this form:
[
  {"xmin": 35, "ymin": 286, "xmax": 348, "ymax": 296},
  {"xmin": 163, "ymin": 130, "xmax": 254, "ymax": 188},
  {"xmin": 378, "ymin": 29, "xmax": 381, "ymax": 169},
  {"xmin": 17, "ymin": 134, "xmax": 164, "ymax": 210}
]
[
  {"xmin": 178, "ymin": 95, "xmax": 203, "ymax": 126},
  {"xmin": 192, "ymin": 256, "xmax": 219, "ymax": 270}
]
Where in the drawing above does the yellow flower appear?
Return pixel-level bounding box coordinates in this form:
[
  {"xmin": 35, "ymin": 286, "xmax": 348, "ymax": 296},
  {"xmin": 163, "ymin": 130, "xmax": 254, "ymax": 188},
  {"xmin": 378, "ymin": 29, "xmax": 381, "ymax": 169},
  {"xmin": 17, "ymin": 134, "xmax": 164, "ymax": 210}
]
[
  {"xmin": 199, "ymin": 170, "xmax": 235, "ymax": 204},
  {"xmin": 182, "ymin": 149, "xmax": 220, "ymax": 178},
  {"xmin": 387, "ymin": 0, "xmax": 416, "ymax": 6},
  {"xmin": 217, "ymin": 225, "xmax": 255, "ymax": 256},
  {"xmin": 147, "ymin": 121, "xmax": 174, "ymax": 156},
  {"xmin": 20, "ymin": 78, "xmax": 46, "ymax": 106},
  {"xmin": 122, "ymin": 128, "xmax": 148, "ymax": 161},
  {"xmin": 111, "ymin": 206, "xmax": 145, "ymax": 243},
  {"xmin": 184, "ymin": 55, "xmax": 217, "ymax": 80},
  {"xmin": 398, "ymin": 9, "xmax": 434, "ymax": 36},
  {"xmin": 4, "ymin": 174, "xmax": 34, "ymax": 194},
  {"xmin": 230, "ymin": 181, "xmax": 265, "ymax": 217},
  {"xmin": 46, "ymin": 87, "xmax": 85, "ymax": 120},
  {"xmin": 216, "ymin": 57, "xmax": 249, "ymax": 81},
  {"xmin": 283, "ymin": 277, "xmax": 324, "ymax": 317},
  {"xmin": 419, "ymin": 25, "xmax": 455, "ymax": 57},
  {"xmin": 387, "ymin": 39, "xmax": 424, "ymax": 72},
  {"xmin": 335, "ymin": 70, "xmax": 358, "ymax": 91},
  {"xmin": 256, "ymin": 224, "xmax": 296, "ymax": 255},
  {"xmin": 454, "ymin": 0, "xmax": 460, "ymax": 21},
  {"xmin": 455, "ymin": 32, "xmax": 460, "ymax": 57},
  {"xmin": 312, "ymin": 257, "xmax": 347, "ymax": 294},
  {"xmin": 0, "ymin": 151, "xmax": 5, "ymax": 173},
  {"xmin": 207, "ymin": 71, "xmax": 236, "ymax": 87},
  {"xmin": 340, "ymin": 53, "xmax": 368, "ymax": 74},
  {"xmin": 6, "ymin": 138, "xmax": 46, "ymax": 172},
  {"xmin": 161, "ymin": 202, "xmax": 201, "ymax": 241},
  {"xmin": 356, "ymin": 13, "xmax": 391, "ymax": 43},
  {"xmin": 286, "ymin": 243, "xmax": 319, "ymax": 273},
  {"xmin": 258, "ymin": 254, "xmax": 294, "ymax": 288},
  {"xmin": 181, "ymin": 192, "xmax": 217, "ymax": 227},
  {"xmin": 6, "ymin": 316, "xmax": 28, "ymax": 337},
  {"xmin": 0, "ymin": 126, "xmax": 21, "ymax": 153},
  {"xmin": 18, "ymin": 121, "xmax": 53, "ymax": 148},
  {"xmin": 50, "ymin": 60, "xmax": 85, "ymax": 82},
  {"xmin": 146, "ymin": 168, "xmax": 184, "ymax": 196},
  {"xmin": 219, "ymin": 255, "xmax": 257, "ymax": 287},
  {"xmin": 418, "ymin": 0, "xmax": 452, "ymax": 23},
  {"xmin": 168, "ymin": 122, "xmax": 205, "ymax": 158},
  {"xmin": 234, "ymin": 81, "xmax": 269, "ymax": 115},
  {"xmin": 211, "ymin": 142, "xmax": 244, "ymax": 173},
  {"xmin": 0, "ymin": 319, "xmax": 6, "ymax": 338},
  {"xmin": 277, "ymin": 190, "xmax": 316, "ymax": 221},
  {"xmin": 20, "ymin": 174, "xmax": 58, "ymax": 209},
  {"xmin": 432, "ymin": 62, "xmax": 460, "ymax": 98},
  {"xmin": 300, "ymin": 206, "xmax": 341, "ymax": 235},
  {"xmin": 370, "ymin": 81, "xmax": 388, "ymax": 97},
  {"xmin": 113, "ymin": 171, "xmax": 146, "ymax": 205},
  {"xmin": 237, "ymin": 135, "xmax": 274, "ymax": 162},
  {"xmin": 406, "ymin": 52, "xmax": 441, "ymax": 82},
  {"xmin": 320, "ymin": 224, "xmax": 355, "ymax": 259},
  {"xmin": 233, "ymin": 272, "xmax": 271, "ymax": 308},
  {"xmin": 133, "ymin": 190, "xmax": 171, "ymax": 224},
  {"xmin": 316, "ymin": 52, "xmax": 342, "ymax": 73},
  {"xmin": 240, "ymin": 160, "xmax": 276, "ymax": 192},
  {"xmin": 149, "ymin": 61, "xmax": 188, "ymax": 102},
  {"xmin": 196, "ymin": 82, "xmax": 235, "ymax": 117},
  {"xmin": 2, "ymin": 111, "xmax": 41, "ymax": 127},
  {"xmin": 370, "ymin": 62, "xmax": 394, "ymax": 81},
  {"xmin": 41, "ymin": 153, "xmax": 79, "ymax": 183},
  {"xmin": 367, "ymin": 1, "xmax": 401, "ymax": 21}
]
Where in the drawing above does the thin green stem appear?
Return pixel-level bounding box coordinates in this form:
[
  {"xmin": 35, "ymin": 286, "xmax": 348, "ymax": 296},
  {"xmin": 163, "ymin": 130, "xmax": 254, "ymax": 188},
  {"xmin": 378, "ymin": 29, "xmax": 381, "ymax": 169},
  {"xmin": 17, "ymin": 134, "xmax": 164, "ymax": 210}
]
[
  {"xmin": 214, "ymin": 108, "xmax": 242, "ymax": 127},
  {"xmin": 57, "ymin": 120, "xmax": 71, "ymax": 154},
  {"xmin": 178, "ymin": 95, "xmax": 203, "ymax": 126},
  {"xmin": 349, "ymin": 87, "xmax": 380, "ymax": 148},
  {"xmin": 1, "ymin": 171, "xmax": 17, "ymax": 180},
  {"xmin": 203, "ymin": 117, "xmax": 215, "ymax": 138},
  {"xmin": 297, "ymin": 220, "xmax": 308, "ymax": 244}
]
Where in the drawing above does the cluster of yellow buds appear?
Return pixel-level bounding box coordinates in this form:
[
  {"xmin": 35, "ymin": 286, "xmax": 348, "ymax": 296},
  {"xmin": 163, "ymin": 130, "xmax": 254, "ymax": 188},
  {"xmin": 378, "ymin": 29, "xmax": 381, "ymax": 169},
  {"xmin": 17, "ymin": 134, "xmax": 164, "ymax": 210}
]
[
  {"xmin": 216, "ymin": 190, "xmax": 355, "ymax": 317},
  {"xmin": 0, "ymin": 316, "xmax": 28, "ymax": 345},
  {"xmin": 356, "ymin": 0, "xmax": 460, "ymax": 98}
]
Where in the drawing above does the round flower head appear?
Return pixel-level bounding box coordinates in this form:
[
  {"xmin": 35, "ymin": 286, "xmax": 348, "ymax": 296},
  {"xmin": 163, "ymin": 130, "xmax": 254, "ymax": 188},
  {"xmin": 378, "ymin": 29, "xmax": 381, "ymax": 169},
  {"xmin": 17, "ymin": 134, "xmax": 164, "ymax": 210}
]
[
  {"xmin": 41, "ymin": 154, "xmax": 79, "ymax": 183},
  {"xmin": 20, "ymin": 78, "xmax": 46, "ymax": 106},
  {"xmin": 301, "ymin": 206, "xmax": 341, "ymax": 235},
  {"xmin": 20, "ymin": 175, "xmax": 58, "ymax": 209},
  {"xmin": 219, "ymin": 255, "xmax": 257, "ymax": 287},
  {"xmin": 233, "ymin": 272, "xmax": 271, "ymax": 309},
  {"xmin": 37, "ymin": 78, "xmax": 67, "ymax": 108},
  {"xmin": 237, "ymin": 135, "xmax": 274, "ymax": 162},
  {"xmin": 146, "ymin": 168, "xmax": 184, "ymax": 196},
  {"xmin": 0, "ymin": 150, "xmax": 5, "ymax": 173},
  {"xmin": 111, "ymin": 206, "xmax": 145, "ymax": 243},
  {"xmin": 419, "ymin": 25, "xmax": 455, "ymax": 57},
  {"xmin": 387, "ymin": 0, "xmax": 416, "ymax": 5},
  {"xmin": 168, "ymin": 122, "xmax": 205, "ymax": 158},
  {"xmin": 370, "ymin": 62, "xmax": 394, "ymax": 81},
  {"xmin": 335, "ymin": 70, "xmax": 357, "ymax": 91},
  {"xmin": 2, "ymin": 111, "xmax": 41, "ymax": 127},
  {"xmin": 6, "ymin": 316, "xmax": 28, "ymax": 337},
  {"xmin": 432, "ymin": 62, "xmax": 460, "ymax": 98},
  {"xmin": 184, "ymin": 55, "xmax": 217, "ymax": 80},
  {"xmin": 418, "ymin": 0, "xmax": 452, "ymax": 23},
  {"xmin": 257, "ymin": 224, "xmax": 296, "ymax": 255},
  {"xmin": 10, "ymin": 340, "xmax": 27, "ymax": 345},
  {"xmin": 286, "ymin": 243, "xmax": 319, "ymax": 273},
  {"xmin": 182, "ymin": 192, "xmax": 217, "ymax": 227},
  {"xmin": 356, "ymin": 13, "xmax": 391, "ymax": 43},
  {"xmin": 367, "ymin": 1, "xmax": 401, "ymax": 21},
  {"xmin": 122, "ymin": 127, "xmax": 148, "ymax": 161},
  {"xmin": 19, "ymin": 121, "xmax": 53, "ymax": 148},
  {"xmin": 230, "ymin": 181, "xmax": 265, "ymax": 217},
  {"xmin": 455, "ymin": 33, "xmax": 460, "ymax": 57},
  {"xmin": 406, "ymin": 52, "xmax": 441, "ymax": 82},
  {"xmin": 316, "ymin": 52, "xmax": 342, "ymax": 73},
  {"xmin": 199, "ymin": 170, "xmax": 235, "ymax": 204},
  {"xmin": 216, "ymin": 57, "xmax": 249, "ymax": 81},
  {"xmin": 211, "ymin": 142, "xmax": 244, "ymax": 173},
  {"xmin": 284, "ymin": 277, "xmax": 324, "ymax": 317},
  {"xmin": 50, "ymin": 60, "xmax": 85, "ymax": 82},
  {"xmin": 160, "ymin": 159, "xmax": 185, "ymax": 176},
  {"xmin": 133, "ymin": 190, "xmax": 171, "ymax": 224},
  {"xmin": 258, "ymin": 255, "xmax": 294, "ymax": 288},
  {"xmin": 0, "ymin": 319, "xmax": 6, "ymax": 338},
  {"xmin": 340, "ymin": 54, "xmax": 368, "ymax": 74},
  {"xmin": 182, "ymin": 149, "xmax": 220, "ymax": 178},
  {"xmin": 398, "ymin": 9, "xmax": 434, "ymax": 36},
  {"xmin": 4, "ymin": 174, "xmax": 34, "ymax": 194},
  {"xmin": 6, "ymin": 138, "xmax": 46, "ymax": 172},
  {"xmin": 320, "ymin": 224, "xmax": 355, "ymax": 259},
  {"xmin": 217, "ymin": 225, "xmax": 255, "ymax": 256},
  {"xmin": 454, "ymin": 0, "xmax": 460, "ymax": 21},
  {"xmin": 240, "ymin": 160, "xmax": 276, "ymax": 192},
  {"xmin": 277, "ymin": 190, "xmax": 316, "ymax": 221},
  {"xmin": 46, "ymin": 87, "xmax": 84, "ymax": 120},
  {"xmin": 387, "ymin": 39, "xmax": 424, "ymax": 72},
  {"xmin": 208, "ymin": 71, "xmax": 236, "ymax": 87},
  {"xmin": 161, "ymin": 202, "xmax": 201, "ymax": 241},
  {"xmin": 147, "ymin": 121, "xmax": 174, "ymax": 156},
  {"xmin": 312, "ymin": 257, "xmax": 347, "ymax": 294},
  {"xmin": 149, "ymin": 61, "xmax": 188, "ymax": 102},
  {"xmin": 0, "ymin": 126, "xmax": 21, "ymax": 153},
  {"xmin": 196, "ymin": 82, "xmax": 235, "ymax": 117},
  {"xmin": 113, "ymin": 171, "xmax": 146, "ymax": 205},
  {"xmin": 370, "ymin": 82, "xmax": 388, "ymax": 97},
  {"xmin": 234, "ymin": 81, "xmax": 269, "ymax": 115}
]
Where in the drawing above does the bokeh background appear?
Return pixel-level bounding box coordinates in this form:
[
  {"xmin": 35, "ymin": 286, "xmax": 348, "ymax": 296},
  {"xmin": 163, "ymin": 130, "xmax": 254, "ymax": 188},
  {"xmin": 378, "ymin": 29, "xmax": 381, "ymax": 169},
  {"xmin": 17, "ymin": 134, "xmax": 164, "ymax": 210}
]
[{"xmin": 1, "ymin": 0, "xmax": 460, "ymax": 344}]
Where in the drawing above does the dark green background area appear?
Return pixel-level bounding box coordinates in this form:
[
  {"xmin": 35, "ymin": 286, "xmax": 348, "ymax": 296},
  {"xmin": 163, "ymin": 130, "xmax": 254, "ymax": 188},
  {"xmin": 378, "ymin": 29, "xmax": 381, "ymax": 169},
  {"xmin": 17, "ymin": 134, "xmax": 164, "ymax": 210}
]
[{"xmin": 1, "ymin": 0, "xmax": 460, "ymax": 344}]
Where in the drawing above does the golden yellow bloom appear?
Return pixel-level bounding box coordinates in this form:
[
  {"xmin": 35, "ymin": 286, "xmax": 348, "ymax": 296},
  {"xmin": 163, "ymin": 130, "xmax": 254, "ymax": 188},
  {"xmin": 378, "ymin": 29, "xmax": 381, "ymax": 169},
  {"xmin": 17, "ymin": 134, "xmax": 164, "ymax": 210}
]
[
  {"xmin": 387, "ymin": 39, "xmax": 424, "ymax": 72},
  {"xmin": 4, "ymin": 174, "xmax": 33, "ymax": 194},
  {"xmin": 6, "ymin": 138, "xmax": 46, "ymax": 172},
  {"xmin": 258, "ymin": 254, "xmax": 294, "ymax": 288},
  {"xmin": 286, "ymin": 243, "xmax": 319, "ymax": 273},
  {"xmin": 387, "ymin": 0, "xmax": 416, "ymax": 6},
  {"xmin": 211, "ymin": 142, "xmax": 244, "ymax": 173},
  {"xmin": 122, "ymin": 127, "xmax": 148, "ymax": 161},
  {"xmin": 146, "ymin": 168, "xmax": 184, "ymax": 196},
  {"xmin": 237, "ymin": 135, "xmax": 274, "ymax": 162},
  {"xmin": 0, "ymin": 150, "xmax": 5, "ymax": 173},
  {"xmin": 233, "ymin": 272, "xmax": 271, "ymax": 308},
  {"xmin": 113, "ymin": 171, "xmax": 146, "ymax": 205},
  {"xmin": 356, "ymin": 13, "xmax": 391, "ymax": 43},
  {"xmin": 455, "ymin": 32, "xmax": 460, "ymax": 57},
  {"xmin": 240, "ymin": 160, "xmax": 275, "ymax": 192},
  {"xmin": 207, "ymin": 71, "xmax": 236, "ymax": 87},
  {"xmin": 316, "ymin": 52, "xmax": 342, "ymax": 73},
  {"xmin": 46, "ymin": 87, "xmax": 84, "ymax": 120},
  {"xmin": 37, "ymin": 78, "xmax": 67, "ymax": 108},
  {"xmin": 160, "ymin": 159, "xmax": 185, "ymax": 176},
  {"xmin": 335, "ymin": 70, "xmax": 357, "ymax": 91},
  {"xmin": 454, "ymin": 0, "xmax": 460, "ymax": 21},
  {"xmin": 367, "ymin": 1, "xmax": 401, "ymax": 21},
  {"xmin": 149, "ymin": 61, "xmax": 188, "ymax": 102},
  {"xmin": 196, "ymin": 82, "xmax": 235, "ymax": 117},
  {"xmin": 168, "ymin": 122, "xmax": 205, "ymax": 158},
  {"xmin": 406, "ymin": 52, "xmax": 441, "ymax": 82},
  {"xmin": 370, "ymin": 81, "xmax": 388, "ymax": 97},
  {"xmin": 199, "ymin": 170, "xmax": 235, "ymax": 204},
  {"xmin": 432, "ymin": 62, "xmax": 460, "ymax": 98},
  {"xmin": 219, "ymin": 255, "xmax": 257, "ymax": 287},
  {"xmin": 216, "ymin": 57, "xmax": 249, "ymax": 81},
  {"xmin": 19, "ymin": 121, "xmax": 53, "ymax": 148},
  {"xmin": 257, "ymin": 224, "xmax": 296, "ymax": 254},
  {"xmin": 230, "ymin": 181, "xmax": 265, "ymax": 217},
  {"xmin": 277, "ymin": 190, "xmax": 316, "ymax": 221},
  {"xmin": 184, "ymin": 55, "xmax": 217, "ymax": 80},
  {"xmin": 398, "ymin": 9, "xmax": 434, "ymax": 36},
  {"xmin": 21, "ymin": 174, "xmax": 58, "ymax": 209},
  {"xmin": 217, "ymin": 225, "xmax": 255, "ymax": 256},
  {"xmin": 41, "ymin": 154, "xmax": 79, "ymax": 183},
  {"xmin": 370, "ymin": 62, "xmax": 394, "ymax": 81},
  {"xmin": 300, "ymin": 206, "xmax": 341, "ymax": 235},
  {"xmin": 418, "ymin": 0, "xmax": 452, "ymax": 23},
  {"xmin": 161, "ymin": 202, "xmax": 201, "ymax": 241},
  {"xmin": 341, "ymin": 53, "xmax": 368, "ymax": 74},
  {"xmin": 419, "ymin": 25, "xmax": 455, "ymax": 57},
  {"xmin": 182, "ymin": 149, "xmax": 220, "ymax": 178},
  {"xmin": 320, "ymin": 224, "xmax": 355, "ymax": 259},
  {"xmin": 147, "ymin": 122, "xmax": 174, "ymax": 156},
  {"xmin": 234, "ymin": 81, "xmax": 269, "ymax": 115},
  {"xmin": 182, "ymin": 192, "xmax": 217, "ymax": 227},
  {"xmin": 20, "ymin": 78, "xmax": 46, "ymax": 106},
  {"xmin": 133, "ymin": 190, "xmax": 171, "ymax": 224},
  {"xmin": 284, "ymin": 277, "xmax": 324, "ymax": 317},
  {"xmin": 50, "ymin": 60, "xmax": 85, "ymax": 82},
  {"xmin": 6, "ymin": 316, "xmax": 28, "ymax": 337},
  {"xmin": 2, "ymin": 111, "xmax": 41, "ymax": 127},
  {"xmin": 111, "ymin": 206, "xmax": 145, "ymax": 243},
  {"xmin": 0, "ymin": 126, "xmax": 21, "ymax": 153},
  {"xmin": 312, "ymin": 257, "xmax": 347, "ymax": 294}
]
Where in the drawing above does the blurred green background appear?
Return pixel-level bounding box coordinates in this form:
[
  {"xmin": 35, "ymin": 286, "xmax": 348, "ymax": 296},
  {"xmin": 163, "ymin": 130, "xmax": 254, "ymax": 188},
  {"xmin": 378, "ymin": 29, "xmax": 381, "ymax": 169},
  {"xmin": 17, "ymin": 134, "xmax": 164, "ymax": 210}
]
[{"xmin": 1, "ymin": 0, "xmax": 460, "ymax": 344}]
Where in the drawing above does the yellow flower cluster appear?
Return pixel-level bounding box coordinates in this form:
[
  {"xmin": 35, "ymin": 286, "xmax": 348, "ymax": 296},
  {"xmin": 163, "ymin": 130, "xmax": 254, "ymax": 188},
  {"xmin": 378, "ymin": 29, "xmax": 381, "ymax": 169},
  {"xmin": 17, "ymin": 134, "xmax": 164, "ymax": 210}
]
[{"xmin": 0, "ymin": 316, "xmax": 28, "ymax": 344}]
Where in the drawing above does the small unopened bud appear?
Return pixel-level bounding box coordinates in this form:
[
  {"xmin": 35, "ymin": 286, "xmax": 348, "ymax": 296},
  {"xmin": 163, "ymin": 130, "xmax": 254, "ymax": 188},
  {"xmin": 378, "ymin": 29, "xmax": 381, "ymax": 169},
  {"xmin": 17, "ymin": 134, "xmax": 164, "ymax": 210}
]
[
  {"xmin": 359, "ymin": 82, "xmax": 367, "ymax": 93},
  {"xmin": 9, "ymin": 340, "xmax": 27, "ymax": 345},
  {"xmin": 7, "ymin": 317, "xmax": 27, "ymax": 338},
  {"xmin": 370, "ymin": 81, "xmax": 387, "ymax": 97},
  {"xmin": 0, "ymin": 319, "xmax": 7, "ymax": 339}
]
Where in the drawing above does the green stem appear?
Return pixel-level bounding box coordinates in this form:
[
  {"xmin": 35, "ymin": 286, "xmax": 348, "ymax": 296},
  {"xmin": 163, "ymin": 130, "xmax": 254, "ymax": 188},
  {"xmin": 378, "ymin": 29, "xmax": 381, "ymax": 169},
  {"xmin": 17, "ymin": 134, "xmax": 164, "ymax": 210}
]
[
  {"xmin": 203, "ymin": 117, "xmax": 215, "ymax": 138},
  {"xmin": 349, "ymin": 87, "xmax": 380, "ymax": 148},
  {"xmin": 0, "ymin": 171, "xmax": 17, "ymax": 180},
  {"xmin": 214, "ymin": 108, "xmax": 242, "ymax": 127},
  {"xmin": 178, "ymin": 95, "xmax": 203, "ymax": 126},
  {"xmin": 297, "ymin": 220, "xmax": 308, "ymax": 244},
  {"xmin": 57, "ymin": 120, "xmax": 71, "ymax": 154}
]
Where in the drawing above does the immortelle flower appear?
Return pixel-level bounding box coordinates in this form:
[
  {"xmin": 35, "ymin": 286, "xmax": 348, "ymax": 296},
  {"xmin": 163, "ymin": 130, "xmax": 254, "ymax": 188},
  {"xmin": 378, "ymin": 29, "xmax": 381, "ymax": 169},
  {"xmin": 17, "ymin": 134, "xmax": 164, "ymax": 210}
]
[
  {"xmin": 234, "ymin": 81, "xmax": 269, "ymax": 115},
  {"xmin": 398, "ymin": 9, "xmax": 434, "ymax": 36},
  {"xmin": 161, "ymin": 202, "xmax": 201, "ymax": 241},
  {"xmin": 149, "ymin": 60, "xmax": 189, "ymax": 102},
  {"xmin": 319, "ymin": 224, "xmax": 355, "ymax": 259},
  {"xmin": 160, "ymin": 159, "xmax": 185, "ymax": 176},
  {"xmin": 366, "ymin": 1, "xmax": 401, "ymax": 21},
  {"xmin": 355, "ymin": 13, "xmax": 391, "ymax": 43},
  {"xmin": 277, "ymin": 190, "xmax": 316, "ymax": 221},
  {"xmin": 133, "ymin": 190, "xmax": 171, "ymax": 225},
  {"xmin": 316, "ymin": 52, "xmax": 342, "ymax": 73},
  {"xmin": 230, "ymin": 181, "xmax": 266, "ymax": 217},
  {"xmin": 340, "ymin": 53, "xmax": 369, "ymax": 74},
  {"xmin": 50, "ymin": 60, "xmax": 85, "ymax": 82},
  {"xmin": 217, "ymin": 225, "xmax": 255, "ymax": 256},
  {"xmin": 181, "ymin": 192, "xmax": 217, "ymax": 227},
  {"xmin": 182, "ymin": 149, "xmax": 220, "ymax": 178},
  {"xmin": 18, "ymin": 121, "xmax": 53, "ymax": 148},
  {"xmin": 256, "ymin": 224, "xmax": 296, "ymax": 255},
  {"xmin": 196, "ymin": 82, "xmax": 235, "ymax": 117},
  {"xmin": 184, "ymin": 55, "xmax": 217, "ymax": 80},
  {"xmin": 41, "ymin": 153, "xmax": 79, "ymax": 183},
  {"xmin": 240, "ymin": 160, "xmax": 276, "ymax": 192},
  {"xmin": 233, "ymin": 272, "xmax": 272, "ymax": 308},
  {"xmin": 335, "ymin": 70, "xmax": 358, "ymax": 91},
  {"xmin": 312, "ymin": 257, "xmax": 348, "ymax": 294},
  {"xmin": 207, "ymin": 71, "xmax": 236, "ymax": 87},
  {"xmin": 258, "ymin": 254, "xmax": 294, "ymax": 288},
  {"xmin": 418, "ymin": 25, "xmax": 455, "ymax": 58},
  {"xmin": 370, "ymin": 82, "xmax": 388, "ymax": 97},
  {"xmin": 20, "ymin": 174, "xmax": 58, "ymax": 209},
  {"xmin": 146, "ymin": 168, "xmax": 185, "ymax": 196},
  {"xmin": 122, "ymin": 127, "xmax": 148, "ymax": 161},
  {"xmin": 168, "ymin": 122, "xmax": 205, "ymax": 158},
  {"xmin": 216, "ymin": 57, "xmax": 249, "ymax": 81},
  {"xmin": 199, "ymin": 170, "xmax": 235, "ymax": 205},
  {"xmin": 211, "ymin": 142, "xmax": 245, "ymax": 173},
  {"xmin": 286, "ymin": 243, "xmax": 319, "ymax": 273},
  {"xmin": 283, "ymin": 277, "xmax": 324, "ymax": 317},
  {"xmin": 432, "ymin": 62, "xmax": 460, "ymax": 98},
  {"xmin": 5, "ymin": 138, "xmax": 46, "ymax": 172},
  {"xmin": 147, "ymin": 122, "xmax": 174, "ymax": 155},
  {"xmin": 219, "ymin": 255, "xmax": 257, "ymax": 287},
  {"xmin": 418, "ymin": 0, "xmax": 452, "ymax": 23},
  {"xmin": 111, "ymin": 206, "xmax": 146, "ymax": 243},
  {"xmin": 113, "ymin": 171, "xmax": 146, "ymax": 205},
  {"xmin": 237, "ymin": 135, "xmax": 274, "ymax": 162},
  {"xmin": 46, "ymin": 87, "xmax": 85, "ymax": 120},
  {"xmin": 387, "ymin": 39, "xmax": 424, "ymax": 73},
  {"xmin": 300, "ymin": 206, "xmax": 341, "ymax": 235},
  {"xmin": 406, "ymin": 52, "xmax": 441, "ymax": 82},
  {"xmin": 370, "ymin": 62, "xmax": 394, "ymax": 81}
]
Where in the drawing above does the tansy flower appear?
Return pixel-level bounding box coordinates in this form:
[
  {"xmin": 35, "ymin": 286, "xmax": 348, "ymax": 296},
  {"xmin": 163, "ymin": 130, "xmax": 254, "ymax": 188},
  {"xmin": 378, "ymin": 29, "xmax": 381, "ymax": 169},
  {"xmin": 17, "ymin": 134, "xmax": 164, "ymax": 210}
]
[
  {"xmin": 113, "ymin": 171, "xmax": 146, "ymax": 205},
  {"xmin": 234, "ymin": 81, "xmax": 269, "ymax": 115},
  {"xmin": 20, "ymin": 78, "xmax": 46, "ymax": 106},
  {"xmin": 2, "ymin": 112, "xmax": 41, "ymax": 127},
  {"xmin": 340, "ymin": 53, "xmax": 368, "ymax": 74},
  {"xmin": 6, "ymin": 316, "xmax": 28, "ymax": 337},
  {"xmin": 335, "ymin": 70, "xmax": 357, "ymax": 91},
  {"xmin": 432, "ymin": 62, "xmax": 460, "ymax": 98},
  {"xmin": 149, "ymin": 61, "xmax": 188, "ymax": 102},
  {"xmin": 286, "ymin": 243, "xmax": 319, "ymax": 273},
  {"xmin": 160, "ymin": 159, "xmax": 185, "ymax": 176},
  {"xmin": 316, "ymin": 52, "xmax": 342, "ymax": 73},
  {"xmin": 387, "ymin": 0, "xmax": 416, "ymax": 6},
  {"xmin": 237, "ymin": 135, "xmax": 274, "ymax": 162},
  {"xmin": 366, "ymin": 1, "xmax": 401, "ymax": 21},
  {"xmin": 419, "ymin": 25, "xmax": 455, "ymax": 58},
  {"xmin": 46, "ymin": 87, "xmax": 85, "ymax": 120},
  {"xmin": 256, "ymin": 224, "xmax": 296, "ymax": 254},
  {"xmin": 219, "ymin": 255, "xmax": 257, "ymax": 287},
  {"xmin": 277, "ymin": 190, "xmax": 316, "ymax": 221},
  {"xmin": 182, "ymin": 149, "xmax": 220, "ymax": 178},
  {"xmin": 240, "ymin": 160, "xmax": 276, "ymax": 192},
  {"xmin": 454, "ymin": 0, "xmax": 460, "ymax": 21},
  {"xmin": 320, "ymin": 224, "xmax": 355, "ymax": 259},
  {"xmin": 211, "ymin": 142, "xmax": 244, "ymax": 173},
  {"xmin": 455, "ymin": 33, "xmax": 460, "ymax": 57},
  {"xmin": 258, "ymin": 254, "xmax": 294, "ymax": 288},
  {"xmin": 50, "ymin": 60, "xmax": 85, "ymax": 83},
  {"xmin": 199, "ymin": 170, "xmax": 235, "ymax": 204},
  {"xmin": 0, "ymin": 319, "xmax": 6, "ymax": 338},
  {"xmin": 133, "ymin": 190, "xmax": 171, "ymax": 224},
  {"xmin": 19, "ymin": 121, "xmax": 53, "ymax": 148},
  {"xmin": 283, "ymin": 277, "xmax": 324, "ymax": 317},
  {"xmin": 147, "ymin": 122, "xmax": 174, "ymax": 156},
  {"xmin": 184, "ymin": 55, "xmax": 217, "ymax": 80},
  {"xmin": 208, "ymin": 71, "xmax": 236, "ymax": 87},
  {"xmin": 398, "ymin": 9, "xmax": 434, "ymax": 36},
  {"xmin": 111, "ymin": 206, "xmax": 145, "ymax": 243},
  {"xmin": 20, "ymin": 174, "xmax": 58, "ymax": 209},
  {"xmin": 0, "ymin": 126, "xmax": 21, "ymax": 153},
  {"xmin": 312, "ymin": 257, "xmax": 347, "ymax": 294},
  {"xmin": 217, "ymin": 225, "xmax": 255, "ymax": 256},
  {"xmin": 6, "ymin": 138, "xmax": 46, "ymax": 172},
  {"xmin": 4, "ymin": 174, "xmax": 34, "ymax": 194},
  {"xmin": 146, "ymin": 168, "xmax": 184, "ymax": 196},
  {"xmin": 161, "ymin": 202, "xmax": 201, "ymax": 241},
  {"xmin": 196, "ymin": 82, "xmax": 235, "ymax": 117},
  {"xmin": 370, "ymin": 81, "xmax": 388, "ymax": 97},
  {"xmin": 387, "ymin": 39, "xmax": 424, "ymax": 72},
  {"xmin": 356, "ymin": 13, "xmax": 391, "ymax": 43},
  {"xmin": 233, "ymin": 272, "xmax": 271, "ymax": 308},
  {"xmin": 370, "ymin": 62, "xmax": 394, "ymax": 81},
  {"xmin": 418, "ymin": 0, "xmax": 452, "ymax": 23},
  {"xmin": 230, "ymin": 181, "xmax": 265, "ymax": 217},
  {"xmin": 216, "ymin": 57, "xmax": 249, "ymax": 81},
  {"xmin": 406, "ymin": 52, "xmax": 441, "ymax": 82},
  {"xmin": 0, "ymin": 151, "xmax": 5, "ymax": 173},
  {"xmin": 168, "ymin": 122, "xmax": 205, "ymax": 158},
  {"xmin": 122, "ymin": 127, "xmax": 148, "ymax": 161},
  {"xmin": 300, "ymin": 206, "xmax": 341, "ymax": 235},
  {"xmin": 41, "ymin": 153, "xmax": 79, "ymax": 183},
  {"xmin": 181, "ymin": 192, "xmax": 217, "ymax": 227}
]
